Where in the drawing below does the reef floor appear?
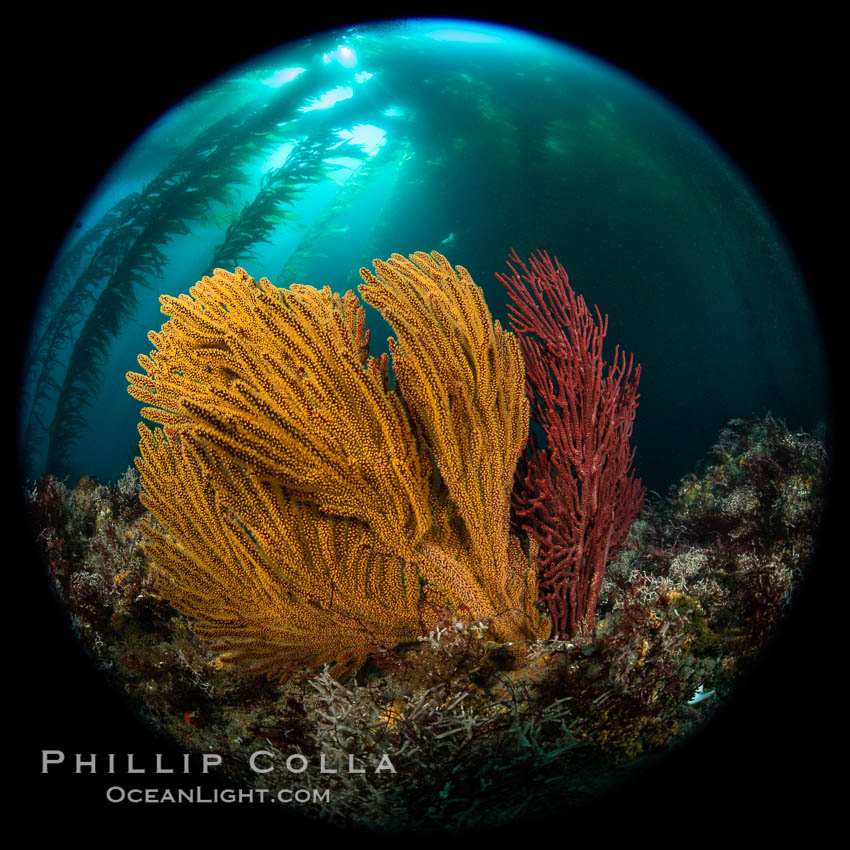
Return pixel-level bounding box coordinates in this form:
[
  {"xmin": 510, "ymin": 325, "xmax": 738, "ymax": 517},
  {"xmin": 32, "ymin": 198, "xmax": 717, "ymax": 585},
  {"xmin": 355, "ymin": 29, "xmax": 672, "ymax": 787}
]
[{"xmin": 26, "ymin": 415, "xmax": 828, "ymax": 831}]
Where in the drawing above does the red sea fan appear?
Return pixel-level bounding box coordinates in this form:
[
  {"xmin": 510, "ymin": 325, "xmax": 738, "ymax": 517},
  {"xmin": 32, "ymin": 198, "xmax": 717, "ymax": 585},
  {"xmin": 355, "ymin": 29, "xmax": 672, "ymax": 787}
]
[{"xmin": 497, "ymin": 249, "xmax": 645, "ymax": 640}]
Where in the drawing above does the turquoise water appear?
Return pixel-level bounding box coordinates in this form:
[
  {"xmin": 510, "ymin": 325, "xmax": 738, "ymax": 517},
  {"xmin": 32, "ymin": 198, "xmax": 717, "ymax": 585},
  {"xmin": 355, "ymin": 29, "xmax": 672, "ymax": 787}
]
[{"xmin": 19, "ymin": 18, "xmax": 831, "ymax": 492}]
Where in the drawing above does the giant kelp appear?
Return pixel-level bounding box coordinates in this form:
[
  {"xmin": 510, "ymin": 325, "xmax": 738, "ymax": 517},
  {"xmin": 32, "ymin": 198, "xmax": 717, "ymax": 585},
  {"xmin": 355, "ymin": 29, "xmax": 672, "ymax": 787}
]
[
  {"xmin": 205, "ymin": 131, "xmax": 364, "ymax": 276},
  {"xmin": 25, "ymin": 43, "xmax": 548, "ymax": 483},
  {"xmin": 126, "ymin": 253, "xmax": 547, "ymax": 680},
  {"xmin": 276, "ymin": 136, "xmax": 411, "ymax": 286},
  {"xmin": 38, "ymin": 74, "xmax": 324, "ymax": 478},
  {"xmin": 22, "ymin": 192, "xmax": 140, "ymax": 470},
  {"xmin": 27, "ymin": 68, "xmax": 350, "ymax": 477}
]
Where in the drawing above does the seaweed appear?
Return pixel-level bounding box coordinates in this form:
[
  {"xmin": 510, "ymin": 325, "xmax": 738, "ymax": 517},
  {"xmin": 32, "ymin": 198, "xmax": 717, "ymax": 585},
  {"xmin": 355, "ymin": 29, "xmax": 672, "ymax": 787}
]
[
  {"xmin": 275, "ymin": 136, "xmax": 409, "ymax": 285},
  {"xmin": 26, "ymin": 51, "xmax": 494, "ymax": 480},
  {"xmin": 205, "ymin": 130, "xmax": 361, "ymax": 275},
  {"xmin": 32, "ymin": 70, "xmax": 318, "ymax": 478},
  {"xmin": 22, "ymin": 193, "xmax": 142, "ymax": 474}
]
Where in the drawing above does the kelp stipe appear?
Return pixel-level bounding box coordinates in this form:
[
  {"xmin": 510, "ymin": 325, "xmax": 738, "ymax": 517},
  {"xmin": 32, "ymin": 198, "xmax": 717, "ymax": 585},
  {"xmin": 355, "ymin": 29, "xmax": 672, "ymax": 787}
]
[
  {"xmin": 31, "ymin": 70, "xmax": 319, "ymax": 477},
  {"xmin": 205, "ymin": 130, "xmax": 365, "ymax": 276}
]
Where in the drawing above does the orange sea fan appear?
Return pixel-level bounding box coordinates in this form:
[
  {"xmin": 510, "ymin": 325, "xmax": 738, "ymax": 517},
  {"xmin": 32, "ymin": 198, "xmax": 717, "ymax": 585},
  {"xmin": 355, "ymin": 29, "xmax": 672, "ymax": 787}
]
[{"xmin": 127, "ymin": 254, "xmax": 548, "ymax": 681}]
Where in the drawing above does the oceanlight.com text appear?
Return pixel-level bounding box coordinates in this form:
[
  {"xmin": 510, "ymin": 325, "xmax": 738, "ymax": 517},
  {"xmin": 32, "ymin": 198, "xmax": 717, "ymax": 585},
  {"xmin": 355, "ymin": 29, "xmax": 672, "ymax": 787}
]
[{"xmin": 105, "ymin": 786, "xmax": 331, "ymax": 804}]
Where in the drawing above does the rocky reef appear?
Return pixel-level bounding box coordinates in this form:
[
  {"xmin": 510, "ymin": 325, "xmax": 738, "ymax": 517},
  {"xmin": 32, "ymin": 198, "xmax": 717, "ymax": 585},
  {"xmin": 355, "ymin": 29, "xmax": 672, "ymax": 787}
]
[{"xmin": 26, "ymin": 415, "xmax": 828, "ymax": 831}]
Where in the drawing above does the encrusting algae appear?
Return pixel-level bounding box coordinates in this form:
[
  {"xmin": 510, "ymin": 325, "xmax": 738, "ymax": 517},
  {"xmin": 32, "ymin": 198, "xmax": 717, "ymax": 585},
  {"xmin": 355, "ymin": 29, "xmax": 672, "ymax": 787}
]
[{"xmin": 126, "ymin": 251, "xmax": 548, "ymax": 681}]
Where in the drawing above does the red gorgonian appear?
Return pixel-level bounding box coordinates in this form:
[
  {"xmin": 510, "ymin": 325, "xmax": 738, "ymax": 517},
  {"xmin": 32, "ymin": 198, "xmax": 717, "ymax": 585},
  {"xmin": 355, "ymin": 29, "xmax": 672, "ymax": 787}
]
[{"xmin": 497, "ymin": 249, "xmax": 645, "ymax": 640}]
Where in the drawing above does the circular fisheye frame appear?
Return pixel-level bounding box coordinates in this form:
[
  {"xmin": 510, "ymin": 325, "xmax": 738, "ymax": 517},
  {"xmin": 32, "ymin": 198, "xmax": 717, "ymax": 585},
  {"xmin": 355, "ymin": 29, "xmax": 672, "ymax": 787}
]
[{"xmin": 23, "ymin": 17, "xmax": 830, "ymax": 833}]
